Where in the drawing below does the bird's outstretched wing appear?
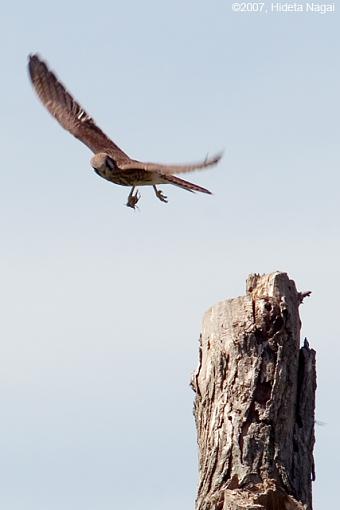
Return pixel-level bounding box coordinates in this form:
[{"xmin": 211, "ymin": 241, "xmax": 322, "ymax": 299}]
[
  {"xmin": 28, "ymin": 54, "xmax": 129, "ymax": 164},
  {"xmin": 119, "ymin": 152, "xmax": 223, "ymax": 175}
]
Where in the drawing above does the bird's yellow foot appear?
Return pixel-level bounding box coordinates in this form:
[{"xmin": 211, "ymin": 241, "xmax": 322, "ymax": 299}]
[
  {"xmin": 153, "ymin": 186, "xmax": 168, "ymax": 203},
  {"xmin": 126, "ymin": 190, "xmax": 140, "ymax": 209}
]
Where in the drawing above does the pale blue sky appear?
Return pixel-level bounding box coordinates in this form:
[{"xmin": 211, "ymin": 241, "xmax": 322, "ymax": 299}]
[{"xmin": 1, "ymin": 1, "xmax": 339, "ymax": 509}]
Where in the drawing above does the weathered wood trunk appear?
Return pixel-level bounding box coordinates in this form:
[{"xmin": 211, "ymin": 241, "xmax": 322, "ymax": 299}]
[{"xmin": 191, "ymin": 272, "xmax": 316, "ymax": 510}]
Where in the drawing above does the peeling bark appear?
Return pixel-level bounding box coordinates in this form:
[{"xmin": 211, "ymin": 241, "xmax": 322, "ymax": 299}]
[{"xmin": 192, "ymin": 272, "xmax": 316, "ymax": 510}]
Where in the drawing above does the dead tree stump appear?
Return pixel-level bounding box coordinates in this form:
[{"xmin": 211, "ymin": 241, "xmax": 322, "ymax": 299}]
[{"xmin": 191, "ymin": 272, "xmax": 316, "ymax": 510}]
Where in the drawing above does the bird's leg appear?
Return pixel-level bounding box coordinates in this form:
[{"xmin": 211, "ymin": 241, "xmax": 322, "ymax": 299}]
[
  {"xmin": 153, "ymin": 185, "xmax": 168, "ymax": 203},
  {"xmin": 126, "ymin": 186, "xmax": 141, "ymax": 209}
]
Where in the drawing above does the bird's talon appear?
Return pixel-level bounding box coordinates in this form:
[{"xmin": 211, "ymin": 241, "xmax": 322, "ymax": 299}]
[
  {"xmin": 126, "ymin": 190, "xmax": 141, "ymax": 209},
  {"xmin": 156, "ymin": 190, "xmax": 168, "ymax": 203}
]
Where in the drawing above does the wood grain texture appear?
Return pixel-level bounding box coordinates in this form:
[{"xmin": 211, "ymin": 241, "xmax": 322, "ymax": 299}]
[{"xmin": 192, "ymin": 272, "xmax": 315, "ymax": 510}]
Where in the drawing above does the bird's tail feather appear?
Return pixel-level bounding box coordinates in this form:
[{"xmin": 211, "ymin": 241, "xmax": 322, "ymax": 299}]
[{"xmin": 161, "ymin": 174, "xmax": 212, "ymax": 194}]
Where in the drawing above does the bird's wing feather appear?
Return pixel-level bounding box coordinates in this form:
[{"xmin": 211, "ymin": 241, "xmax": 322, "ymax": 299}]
[
  {"xmin": 119, "ymin": 151, "xmax": 222, "ymax": 175},
  {"xmin": 28, "ymin": 54, "xmax": 130, "ymax": 163}
]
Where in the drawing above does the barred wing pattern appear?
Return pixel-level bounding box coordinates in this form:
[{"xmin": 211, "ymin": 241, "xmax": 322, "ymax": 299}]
[{"xmin": 28, "ymin": 54, "xmax": 129, "ymax": 164}]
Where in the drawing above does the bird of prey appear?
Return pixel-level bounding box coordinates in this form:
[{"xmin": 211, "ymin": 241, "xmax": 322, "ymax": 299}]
[{"xmin": 28, "ymin": 54, "xmax": 222, "ymax": 209}]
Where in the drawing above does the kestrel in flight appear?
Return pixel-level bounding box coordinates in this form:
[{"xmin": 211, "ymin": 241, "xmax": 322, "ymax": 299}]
[{"xmin": 28, "ymin": 54, "xmax": 222, "ymax": 209}]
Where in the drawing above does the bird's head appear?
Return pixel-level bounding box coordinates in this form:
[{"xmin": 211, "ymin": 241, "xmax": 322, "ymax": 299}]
[{"xmin": 91, "ymin": 153, "xmax": 116, "ymax": 173}]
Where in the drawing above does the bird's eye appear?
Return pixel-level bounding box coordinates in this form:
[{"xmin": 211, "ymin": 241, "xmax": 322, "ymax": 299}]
[{"xmin": 106, "ymin": 157, "xmax": 115, "ymax": 170}]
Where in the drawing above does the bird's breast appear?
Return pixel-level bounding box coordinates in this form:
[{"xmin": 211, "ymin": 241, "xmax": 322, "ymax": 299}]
[{"xmin": 94, "ymin": 168, "xmax": 161, "ymax": 187}]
